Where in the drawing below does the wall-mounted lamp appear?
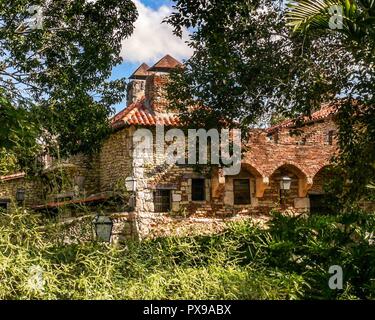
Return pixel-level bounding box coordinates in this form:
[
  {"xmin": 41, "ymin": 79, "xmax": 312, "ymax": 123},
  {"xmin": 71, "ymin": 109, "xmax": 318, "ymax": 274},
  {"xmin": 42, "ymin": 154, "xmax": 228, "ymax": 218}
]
[
  {"xmin": 280, "ymin": 176, "xmax": 292, "ymax": 191},
  {"xmin": 279, "ymin": 176, "xmax": 292, "ymax": 206},
  {"xmin": 16, "ymin": 189, "xmax": 26, "ymax": 203},
  {"xmin": 125, "ymin": 177, "xmax": 137, "ymax": 192}
]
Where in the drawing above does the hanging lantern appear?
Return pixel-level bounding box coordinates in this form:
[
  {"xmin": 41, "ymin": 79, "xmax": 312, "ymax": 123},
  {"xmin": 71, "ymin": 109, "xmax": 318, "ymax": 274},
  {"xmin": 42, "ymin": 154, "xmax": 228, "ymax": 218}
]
[
  {"xmin": 280, "ymin": 176, "xmax": 292, "ymax": 191},
  {"xmin": 125, "ymin": 177, "xmax": 137, "ymax": 192},
  {"xmin": 93, "ymin": 214, "xmax": 113, "ymax": 243},
  {"xmin": 16, "ymin": 189, "xmax": 26, "ymax": 203}
]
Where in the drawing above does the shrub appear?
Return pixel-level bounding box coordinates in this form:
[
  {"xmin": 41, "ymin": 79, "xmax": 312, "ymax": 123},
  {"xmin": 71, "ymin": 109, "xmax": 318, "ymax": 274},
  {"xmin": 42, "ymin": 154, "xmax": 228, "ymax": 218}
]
[{"xmin": 0, "ymin": 207, "xmax": 374, "ymax": 300}]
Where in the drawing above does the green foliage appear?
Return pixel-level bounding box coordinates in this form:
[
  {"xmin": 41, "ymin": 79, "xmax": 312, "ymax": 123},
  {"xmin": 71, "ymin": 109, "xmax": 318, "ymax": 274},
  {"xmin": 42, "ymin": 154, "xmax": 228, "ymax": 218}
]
[
  {"xmin": 226, "ymin": 210, "xmax": 375, "ymax": 299},
  {"xmin": 0, "ymin": 0, "xmax": 138, "ymax": 167},
  {"xmin": 0, "ymin": 208, "xmax": 374, "ymax": 300},
  {"xmin": 0, "ymin": 148, "xmax": 19, "ymax": 176},
  {"xmin": 287, "ymin": 0, "xmax": 375, "ymax": 41},
  {"xmin": 0, "ymin": 93, "xmax": 41, "ymax": 171},
  {"xmin": 166, "ymin": 0, "xmax": 347, "ymax": 131},
  {"xmin": 286, "ymin": 0, "xmax": 375, "ymax": 204},
  {"xmin": 166, "ymin": 0, "xmax": 375, "ymax": 205}
]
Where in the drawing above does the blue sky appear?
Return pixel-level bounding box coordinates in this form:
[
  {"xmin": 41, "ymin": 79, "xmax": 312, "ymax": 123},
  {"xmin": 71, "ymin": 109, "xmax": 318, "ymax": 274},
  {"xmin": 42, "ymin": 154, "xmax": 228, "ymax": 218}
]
[
  {"xmin": 111, "ymin": 0, "xmax": 192, "ymax": 113},
  {"xmin": 142, "ymin": 0, "xmax": 173, "ymax": 9}
]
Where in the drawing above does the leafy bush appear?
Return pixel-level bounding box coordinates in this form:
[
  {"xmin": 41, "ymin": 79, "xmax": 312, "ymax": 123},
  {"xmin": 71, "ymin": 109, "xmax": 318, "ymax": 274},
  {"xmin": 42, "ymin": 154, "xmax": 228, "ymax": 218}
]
[
  {"xmin": 0, "ymin": 208, "xmax": 374, "ymax": 300},
  {"xmin": 221, "ymin": 210, "xmax": 375, "ymax": 300}
]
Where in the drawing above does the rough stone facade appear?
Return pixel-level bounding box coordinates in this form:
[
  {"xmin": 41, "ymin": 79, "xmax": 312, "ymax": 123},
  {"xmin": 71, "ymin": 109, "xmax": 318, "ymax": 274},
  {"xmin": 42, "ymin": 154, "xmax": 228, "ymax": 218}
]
[
  {"xmin": 99, "ymin": 127, "xmax": 134, "ymax": 193},
  {"xmin": 127, "ymin": 79, "xmax": 146, "ymax": 106},
  {"xmin": 128, "ymin": 120, "xmax": 339, "ymax": 239},
  {"xmin": 0, "ymin": 174, "xmax": 43, "ymax": 207}
]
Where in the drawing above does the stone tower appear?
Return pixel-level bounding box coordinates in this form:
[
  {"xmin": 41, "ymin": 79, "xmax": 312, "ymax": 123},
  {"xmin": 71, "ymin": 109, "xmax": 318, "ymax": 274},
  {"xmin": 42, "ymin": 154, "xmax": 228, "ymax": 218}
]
[
  {"xmin": 145, "ymin": 55, "xmax": 183, "ymax": 112},
  {"xmin": 126, "ymin": 63, "xmax": 150, "ymax": 106}
]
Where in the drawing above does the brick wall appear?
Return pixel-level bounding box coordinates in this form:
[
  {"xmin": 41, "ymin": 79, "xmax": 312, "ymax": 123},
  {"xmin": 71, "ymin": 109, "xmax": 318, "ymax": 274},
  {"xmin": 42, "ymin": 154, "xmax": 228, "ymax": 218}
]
[
  {"xmin": 126, "ymin": 118, "xmax": 340, "ymax": 231},
  {"xmin": 145, "ymin": 73, "xmax": 170, "ymax": 112}
]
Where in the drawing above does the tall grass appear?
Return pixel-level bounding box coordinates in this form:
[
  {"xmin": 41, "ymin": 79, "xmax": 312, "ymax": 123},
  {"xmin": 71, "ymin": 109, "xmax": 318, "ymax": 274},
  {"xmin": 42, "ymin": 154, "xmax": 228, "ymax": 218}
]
[{"xmin": 0, "ymin": 208, "xmax": 374, "ymax": 300}]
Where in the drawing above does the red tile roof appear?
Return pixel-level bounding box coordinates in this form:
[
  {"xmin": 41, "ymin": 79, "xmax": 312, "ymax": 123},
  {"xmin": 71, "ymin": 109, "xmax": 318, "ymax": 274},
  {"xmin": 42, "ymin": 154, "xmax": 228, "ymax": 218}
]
[
  {"xmin": 129, "ymin": 63, "xmax": 150, "ymax": 80},
  {"xmin": 148, "ymin": 55, "xmax": 183, "ymax": 72},
  {"xmin": 267, "ymin": 103, "xmax": 338, "ymax": 133},
  {"xmin": 111, "ymin": 98, "xmax": 179, "ymax": 128}
]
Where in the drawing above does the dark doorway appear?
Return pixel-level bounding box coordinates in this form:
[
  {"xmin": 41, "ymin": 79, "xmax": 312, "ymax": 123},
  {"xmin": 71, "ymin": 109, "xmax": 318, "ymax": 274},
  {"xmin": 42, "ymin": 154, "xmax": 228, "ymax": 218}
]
[
  {"xmin": 192, "ymin": 179, "xmax": 205, "ymax": 201},
  {"xmin": 234, "ymin": 179, "xmax": 251, "ymax": 205},
  {"xmin": 309, "ymin": 194, "xmax": 333, "ymax": 215},
  {"xmin": 0, "ymin": 199, "xmax": 10, "ymax": 211}
]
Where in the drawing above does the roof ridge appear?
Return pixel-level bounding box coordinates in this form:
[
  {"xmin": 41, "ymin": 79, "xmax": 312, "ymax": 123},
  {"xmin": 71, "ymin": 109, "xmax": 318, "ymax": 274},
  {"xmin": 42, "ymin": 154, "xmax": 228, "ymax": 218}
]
[
  {"xmin": 129, "ymin": 63, "xmax": 150, "ymax": 79},
  {"xmin": 111, "ymin": 98, "xmax": 145, "ymax": 124},
  {"xmin": 148, "ymin": 54, "xmax": 182, "ymax": 72},
  {"xmin": 267, "ymin": 102, "xmax": 340, "ymax": 133}
]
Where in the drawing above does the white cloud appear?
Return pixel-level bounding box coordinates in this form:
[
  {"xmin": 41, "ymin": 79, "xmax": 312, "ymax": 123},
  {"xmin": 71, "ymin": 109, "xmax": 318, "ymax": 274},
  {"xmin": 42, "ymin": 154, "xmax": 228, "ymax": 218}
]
[{"xmin": 121, "ymin": 0, "xmax": 193, "ymax": 64}]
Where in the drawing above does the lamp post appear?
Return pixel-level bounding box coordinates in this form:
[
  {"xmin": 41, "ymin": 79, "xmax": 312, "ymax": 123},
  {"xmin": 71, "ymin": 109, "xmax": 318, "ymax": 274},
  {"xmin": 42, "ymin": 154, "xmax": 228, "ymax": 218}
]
[
  {"xmin": 279, "ymin": 176, "xmax": 292, "ymax": 205},
  {"xmin": 125, "ymin": 177, "xmax": 137, "ymax": 210},
  {"xmin": 93, "ymin": 214, "xmax": 113, "ymax": 243}
]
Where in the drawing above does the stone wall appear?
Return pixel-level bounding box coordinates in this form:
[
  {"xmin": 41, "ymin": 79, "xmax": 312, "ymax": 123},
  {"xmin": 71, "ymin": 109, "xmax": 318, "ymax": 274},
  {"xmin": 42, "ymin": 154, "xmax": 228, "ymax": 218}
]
[
  {"xmin": 99, "ymin": 127, "xmax": 134, "ymax": 193},
  {"xmin": 0, "ymin": 153, "xmax": 101, "ymax": 207},
  {"xmin": 0, "ymin": 176, "xmax": 43, "ymax": 206},
  {"xmin": 145, "ymin": 73, "xmax": 170, "ymax": 112},
  {"xmin": 135, "ymin": 213, "xmax": 270, "ymax": 240},
  {"xmin": 110, "ymin": 212, "xmax": 139, "ymax": 243},
  {"xmin": 127, "ymin": 79, "xmax": 146, "ymax": 106},
  {"xmin": 66, "ymin": 154, "xmax": 101, "ymax": 197},
  {"xmin": 0, "ymin": 116, "xmax": 340, "ymax": 219}
]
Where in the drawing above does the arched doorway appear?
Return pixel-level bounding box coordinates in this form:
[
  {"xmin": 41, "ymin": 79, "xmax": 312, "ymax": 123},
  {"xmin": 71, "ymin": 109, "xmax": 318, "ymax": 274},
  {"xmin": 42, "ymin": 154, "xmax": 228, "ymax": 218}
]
[
  {"xmin": 309, "ymin": 166, "xmax": 336, "ymax": 214},
  {"xmin": 223, "ymin": 163, "xmax": 262, "ymax": 207},
  {"xmin": 268, "ymin": 164, "xmax": 309, "ymax": 209}
]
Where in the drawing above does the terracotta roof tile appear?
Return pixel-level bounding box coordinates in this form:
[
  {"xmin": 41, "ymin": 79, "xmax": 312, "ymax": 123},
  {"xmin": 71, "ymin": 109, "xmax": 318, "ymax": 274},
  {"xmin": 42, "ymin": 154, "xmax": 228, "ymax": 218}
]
[
  {"xmin": 267, "ymin": 103, "xmax": 339, "ymax": 133},
  {"xmin": 148, "ymin": 55, "xmax": 182, "ymax": 72},
  {"xmin": 111, "ymin": 98, "xmax": 179, "ymax": 128}
]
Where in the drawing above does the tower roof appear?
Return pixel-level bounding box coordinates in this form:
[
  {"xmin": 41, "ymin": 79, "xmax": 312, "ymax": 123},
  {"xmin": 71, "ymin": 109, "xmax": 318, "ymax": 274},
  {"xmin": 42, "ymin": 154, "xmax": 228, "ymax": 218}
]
[
  {"xmin": 148, "ymin": 55, "xmax": 182, "ymax": 72},
  {"xmin": 129, "ymin": 63, "xmax": 150, "ymax": 80}
]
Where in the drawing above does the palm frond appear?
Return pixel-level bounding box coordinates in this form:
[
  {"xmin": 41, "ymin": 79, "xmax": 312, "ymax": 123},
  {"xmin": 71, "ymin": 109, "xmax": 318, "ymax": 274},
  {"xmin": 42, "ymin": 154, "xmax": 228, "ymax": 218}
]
[{"xmin": 286, "ymin": 0, "xmax": 340, "ymax": 32}]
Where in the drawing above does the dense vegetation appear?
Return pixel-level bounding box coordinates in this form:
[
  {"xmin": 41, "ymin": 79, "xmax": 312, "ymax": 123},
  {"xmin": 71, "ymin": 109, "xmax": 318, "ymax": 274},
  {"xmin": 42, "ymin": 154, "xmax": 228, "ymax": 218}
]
[
  {"xmin": 0, "ymin": 0, "xmax": 138, "ymax": 171},
  {"xmin": 166, "ymin": 0, "xmax": 375, "ymax": 204},
  {"xmin": 1, "ymin": 208, "xmax": 374, "ymax": 300}
]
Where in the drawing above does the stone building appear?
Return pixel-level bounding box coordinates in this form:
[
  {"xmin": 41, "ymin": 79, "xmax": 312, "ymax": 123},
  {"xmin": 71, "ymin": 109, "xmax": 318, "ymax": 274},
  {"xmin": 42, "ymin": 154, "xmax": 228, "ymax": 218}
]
[{"xmin": 0, "ymin": 54, "xmax": 348, "ymax": 239}]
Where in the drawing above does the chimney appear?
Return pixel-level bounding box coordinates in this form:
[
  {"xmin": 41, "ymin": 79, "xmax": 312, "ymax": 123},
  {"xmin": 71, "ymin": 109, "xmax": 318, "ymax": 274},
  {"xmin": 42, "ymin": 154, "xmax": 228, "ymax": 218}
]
[
  {"xmin": 126, "ymin": 63, "xmax": 150, "ymax": 106},
  {"xmin": 145, "ymin": 55, "xmax": 182, "ymax": 112}
]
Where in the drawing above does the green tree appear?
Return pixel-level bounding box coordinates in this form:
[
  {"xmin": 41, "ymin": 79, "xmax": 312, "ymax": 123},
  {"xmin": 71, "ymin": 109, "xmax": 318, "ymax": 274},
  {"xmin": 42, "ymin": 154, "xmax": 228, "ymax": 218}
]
[
  {"xmin": 166, "ymin": 0, "xmax": 374, "ymax": 205},
  {"xmin": 287, "ymin": 0, "xmax": 375, "ymax": 203},
  {"xmin": 0, "ymin": 0, "xmax": 138, "ymax": 169}
]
